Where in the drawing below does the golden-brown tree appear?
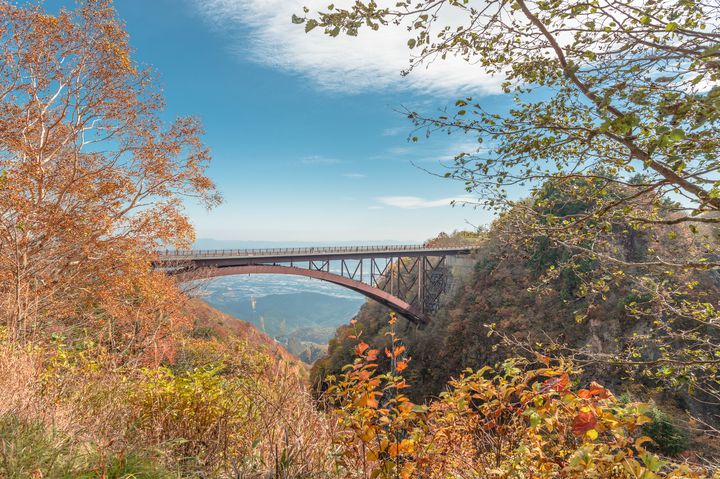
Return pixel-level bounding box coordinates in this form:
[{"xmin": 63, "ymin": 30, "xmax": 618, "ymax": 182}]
[{"xmin": 0, "ymin": 0, "xmax": 220, "ymax": 359}]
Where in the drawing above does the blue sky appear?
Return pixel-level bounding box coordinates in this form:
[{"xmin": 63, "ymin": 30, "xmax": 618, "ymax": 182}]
[{"xmin": 43, "ymin": 0, "xmax": 510, "ymax": 242}]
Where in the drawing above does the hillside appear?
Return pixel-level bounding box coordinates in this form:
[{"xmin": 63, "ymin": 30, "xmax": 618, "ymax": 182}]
[
  {"xmin": 200, "ymin": 289, "xmax": 365, "ymax": 363},
  {"xmin": 183, "ymin": 298, "xmax": 306, "ymax": 372},
  {"xmin": 312, "ymin": 225, "xmax": 720, "ymax": 457},
  {"xmin": 0, "ymin": 297, "xmax": 322, "ymax": 477}
]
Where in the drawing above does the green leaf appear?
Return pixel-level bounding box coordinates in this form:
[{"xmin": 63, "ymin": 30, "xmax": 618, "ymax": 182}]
[
  {"xmin": 668, "ymin": 128, "xmax": 685, "ymax": 142},
  {"xmin": 305, "ymin": 19, "xmax": 318, "ymax": 33}
]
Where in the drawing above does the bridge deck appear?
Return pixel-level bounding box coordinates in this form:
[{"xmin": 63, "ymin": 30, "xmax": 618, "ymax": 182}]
[{"xmin": 157, "ymin": 244, "xmax": 472, "ymax": 262}]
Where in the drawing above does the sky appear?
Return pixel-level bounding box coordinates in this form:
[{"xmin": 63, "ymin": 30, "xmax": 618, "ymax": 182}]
[{"xmin": 41, "ymin": 0, "xmax": 511, "ymax": 242}]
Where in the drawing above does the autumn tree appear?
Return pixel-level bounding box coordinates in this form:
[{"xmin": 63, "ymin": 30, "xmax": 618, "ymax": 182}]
[
  {"xmin": 0, "ymin": 0, "xmax": 220, "ymax": 358},
  {"xmin": 295, "ymin": 2, "xmax": 720, "ymax": 408}
]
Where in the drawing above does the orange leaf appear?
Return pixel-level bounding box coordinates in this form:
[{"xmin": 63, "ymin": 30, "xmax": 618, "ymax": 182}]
[
  {"xmin": 396, "ymin": 360, "xmax": 409, "ymax": 372},
  {"xmin": 399, "ymin": 438, "xmax": 415, "ymax": 454},
  {"xmin": 355, "ymin": 341, "xmax": 369, "ymax": 356},
  {"xmin": 578, "ymin": 382, "xmax": 611, "ymax": 400},
  {"xmin": 535, "ymin": 352, "xmax": 551, "ymax": 366}
]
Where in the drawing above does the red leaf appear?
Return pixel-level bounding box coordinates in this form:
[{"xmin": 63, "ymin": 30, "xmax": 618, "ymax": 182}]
[
  {"xmin": 578, "ymin": 382, "xmax": 611, "ymax": 400},
  {"xmin": 355, "ymin": 341, "xmax": 369, "ymax": 356},
  {"xmin": 571, "ymin": 411, "xmax": 597, "ymax": 435},
  {"xmin": 541, "ymin": 373, "xmax": 570, "ymax": 393}
]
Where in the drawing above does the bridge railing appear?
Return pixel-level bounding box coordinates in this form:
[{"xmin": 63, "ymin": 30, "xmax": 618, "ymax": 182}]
[{"xmin": 156, "ymin": 244, "xmax": 467, "ymax": 259}]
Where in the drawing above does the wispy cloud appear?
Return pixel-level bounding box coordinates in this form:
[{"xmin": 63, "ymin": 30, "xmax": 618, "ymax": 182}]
[
  {"xmin": 300, "ymin": 155, "xmax": 342, "ymax": 166},
  {"xmin": 382, "ymin": 126, "xmax": 407, "ymax": 137},
  {"xmin": 342, "ymin": 173, "xmax": 367, "ymax": 179},
  {"xmin": 190, "ymin": 0, "xmax": 502, "ymax": 94},
  {"xmin": 376, "ymin": 195, "xmax": 476, "ymax": 209}
]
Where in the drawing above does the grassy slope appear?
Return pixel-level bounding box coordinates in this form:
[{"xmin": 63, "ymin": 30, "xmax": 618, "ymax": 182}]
[{"xmin": 184, "ymin": 297, "xmax": 305, "ymax": 372}]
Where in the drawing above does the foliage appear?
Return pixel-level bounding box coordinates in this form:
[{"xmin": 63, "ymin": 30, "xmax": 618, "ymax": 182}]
[
  {"xmin": 0, "ymin": 297, "xmax": 339, "ymax": 478},
  {"xmin": 0, "ymin": 0, "xmax": 220, "ymax": 359},
  {"xmin": 642, "ymin": 407, "xmax": 691, "ymax": 457},
  {"xmin": 129, "ymin": 364, "xmax": 248, "ymax": 470},
  {"xmin": 295, "ymin": 0, "xmax": 720, "ymax": 412},
  {"xmin": 326, "ymin": 313, "xmax": 423, "ymax": 479},
  {"xmin": 324, "ymin": 314, "xmax": 711, "ymax": 478}
]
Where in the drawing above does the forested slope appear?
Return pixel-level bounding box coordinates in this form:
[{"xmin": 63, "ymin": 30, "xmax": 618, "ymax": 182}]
[{"xmin": 312, "ymin": 217, "xmax": 720, "ymax": 456}]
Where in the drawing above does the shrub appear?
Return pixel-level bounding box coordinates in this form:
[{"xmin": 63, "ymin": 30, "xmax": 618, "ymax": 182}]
[
  {"xmin": 642, "ymin": 407, "xmax": 691, "ymax": 457},
  {"xmin": 325, "ymin": 314, "xmax": 711, "ymax": 478},
  {"xmin": 128, "ymin": 363, "xmax": 253, "ymax": 471}
]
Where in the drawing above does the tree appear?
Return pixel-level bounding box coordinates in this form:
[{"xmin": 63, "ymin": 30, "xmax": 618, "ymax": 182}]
[
  {"xmin": 0, "ymin": 0, "xmax": 220, "ymax": 357},
  {"xmin": 295, "ymin": 2, "xmax": 720, "ymax": 406}
]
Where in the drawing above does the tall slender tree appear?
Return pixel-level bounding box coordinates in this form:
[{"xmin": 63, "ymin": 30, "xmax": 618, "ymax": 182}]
[{"xmin": 0, "ymin": 0, "xmax": 220, "ymax": 355}]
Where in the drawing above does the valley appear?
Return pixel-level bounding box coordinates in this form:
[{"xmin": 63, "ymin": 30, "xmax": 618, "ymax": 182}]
[{"xmin": 196, "ymin": 276, "xmax": 365, "ymax": 362}]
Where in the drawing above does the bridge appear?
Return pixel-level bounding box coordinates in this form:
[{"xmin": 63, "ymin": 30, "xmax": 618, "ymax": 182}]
[{"xmin": 155, "ymin": 244, "xmax": 473, "ymax": 324}]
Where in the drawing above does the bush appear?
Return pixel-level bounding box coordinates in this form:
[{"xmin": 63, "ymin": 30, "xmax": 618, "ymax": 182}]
[
  {"xmin": 325, "ymin": 314, "xmax": 710, "ymax": 478},
  {"xmin": 642, "ymin": 407, "xmax": 691, "ymax": 457},
  {"xmin": 128, "ymin": 363, "xmax": 258, "ymax": 471}
]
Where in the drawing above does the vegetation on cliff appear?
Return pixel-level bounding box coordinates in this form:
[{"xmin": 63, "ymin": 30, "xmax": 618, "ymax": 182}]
[{"xmin": 300, "ymin": 0, "xmax": 720, "ymax": 466}]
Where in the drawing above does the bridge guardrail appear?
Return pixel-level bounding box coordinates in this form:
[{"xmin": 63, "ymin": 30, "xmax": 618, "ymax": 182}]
[{"xmin": 157, "ymin": 244, "xmax": 472, "ymax": 259}]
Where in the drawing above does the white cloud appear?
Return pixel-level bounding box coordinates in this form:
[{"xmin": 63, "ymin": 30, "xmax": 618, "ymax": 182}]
[
  {"xmin": 376, "ymin": 195, "xmax": 476, "ymax": 209},
  {"xmin": 342, "ymin": 172, "xmax": 367, "ymax": 179},
  {"xmin": 190, "ymin": 0, "xmax": 502, "ymax": 94}
]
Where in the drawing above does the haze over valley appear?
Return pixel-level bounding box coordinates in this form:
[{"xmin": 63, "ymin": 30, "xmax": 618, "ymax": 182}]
[{"xmin": 194, "ymin": 272, "xmax": 365, "ymax": 362}]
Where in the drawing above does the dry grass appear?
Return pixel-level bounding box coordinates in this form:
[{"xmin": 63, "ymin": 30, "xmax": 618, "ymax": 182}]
[{"xmin": 0, "ymin": 339, "xmax": 337, "ymax": 478}]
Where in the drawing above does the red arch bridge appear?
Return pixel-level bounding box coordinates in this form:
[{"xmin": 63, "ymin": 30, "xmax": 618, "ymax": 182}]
[{"xmin": 155, "ymin": 244, "xmax": 473, "ymax": 324}]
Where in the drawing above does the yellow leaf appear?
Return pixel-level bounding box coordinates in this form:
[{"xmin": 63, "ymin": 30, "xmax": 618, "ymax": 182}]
[
  {"xmin": 359, "ymin": 426, "xmax": 376, "ymax": 442},
  {"xmin": 399, "ymin": 438, "xmax": 415, "ymax": 454},
  {"xmin": 635, "ymin": 435, "xmax": 654, "ymax": 451},
  {"xmin": 400, "ymin": 462, "xmax": 416, "ymax": 479},
  {"xmin": 636, "ymin": 414, "xmax": 653, "ymax": 425},
  {"xmin": 586, "ymin": 428, "xmax": 598, "ymax": 440}
]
